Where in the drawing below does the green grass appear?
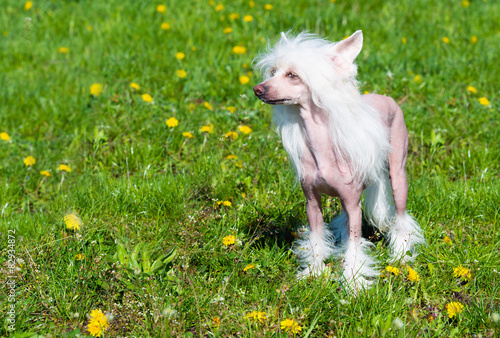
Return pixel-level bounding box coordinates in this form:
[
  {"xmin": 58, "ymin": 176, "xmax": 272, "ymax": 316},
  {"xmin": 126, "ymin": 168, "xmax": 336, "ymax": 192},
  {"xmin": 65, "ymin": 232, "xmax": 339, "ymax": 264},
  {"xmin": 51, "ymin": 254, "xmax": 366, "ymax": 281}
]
[{"xmin": 1, "ymin": 0, "xmax": 499, "ymax": 336}]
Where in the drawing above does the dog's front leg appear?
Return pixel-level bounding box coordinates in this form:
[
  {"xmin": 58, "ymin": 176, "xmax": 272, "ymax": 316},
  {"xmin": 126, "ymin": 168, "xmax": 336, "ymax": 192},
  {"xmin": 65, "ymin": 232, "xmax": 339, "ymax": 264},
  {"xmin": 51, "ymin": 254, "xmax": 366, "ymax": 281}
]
[{"xmin": 294, "ymin": 184, "xmax": 334, "ymax": 277}]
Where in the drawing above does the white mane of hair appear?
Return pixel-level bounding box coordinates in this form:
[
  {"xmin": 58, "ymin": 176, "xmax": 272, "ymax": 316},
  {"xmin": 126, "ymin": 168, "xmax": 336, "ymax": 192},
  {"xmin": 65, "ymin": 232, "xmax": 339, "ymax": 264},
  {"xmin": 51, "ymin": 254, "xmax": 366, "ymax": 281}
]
[{"xmin": 254, "ymin": 32, "xmax": 390, "ymax": 185}]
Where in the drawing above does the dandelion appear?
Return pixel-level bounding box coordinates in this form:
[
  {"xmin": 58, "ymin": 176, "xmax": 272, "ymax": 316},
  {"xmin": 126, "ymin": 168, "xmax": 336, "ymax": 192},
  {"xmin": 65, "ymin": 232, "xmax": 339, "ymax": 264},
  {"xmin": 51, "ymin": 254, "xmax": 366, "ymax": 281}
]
[
  {"xmin": 90, "ymin": 83, "xmax": 103, "ymax": 96},
  {"xmin": 215, "ymin": 4, "xmax": 224, "ymax": 11},
  {"xmin": 386, "ymin": 266, "xmax": 400, "ymax": 275},
  {"xmin": 445, "ymin": 301, "xmax": 464, "ymax": 318},
  {"xmin": 249, "ymin": 1, "xmax": 255, "ymax": 8},
  {"xmin": 453, "ymin": 266, "xmax": 471, "ymax": 281},
  {"xmin": 414, "ymin": 75, "xmax": 422, "ymax": 83},
  {"xmin": 23, "ymin": 156, "xmax": 36, "ymax": 166},
  {"xmin": 225, "ymin": 154, "xmax": 238, "ymax": 160},
  {"xmin": 1, "ymin": 132, "xmax": 11, "ymax": 141},
  {"xmin": 232, "ymin": 46, "xmax": 247, "ymax": 54},
  {"xmin": 239, "ymin": 125, "xmax": 252, "ymax": 134},
  {"xmin": 141, "ymin": 93, "xmax": 153, "ymax": 102},
  {"xmin": 442, "ymin": 37, "xmax": 450, "ymax": 44},
  {"xmin": 182, "ymin": 132, "xmax": 194, "ymax": 138},
  {"xmin": 161, "ymin": 22, "xmax": 171, "ymax": 30},
  {"xmin": 470, "ymin": 35, "xmax": 477, "ymax": 43},
  {"xmin": 176, "ymin": 69, "xmax": 187, "ymax": 78},
  {"xmin": 64, "ymin": 212, "xmax": 82, "ymax": 231},
  {"xmin": 239, "ymin": 75, "xmax": 250, "ymax": 85},
  {"xmin": 407, "ymin": 266, "xmax": 420, "ymax": 282},
  {"xmin": 156, "ymin": 4, "xmax": 167, "ymax": 13},
  {"xmin": 130, "ymin": 82, "xmax": 140, "ymax": 90},
  {"xmin": 87, "ymin": 309, "xmax": 110, "ymax": 337},
  {"xmin": 212, "ymin": 316, "xmax": 221, "ymax": 326},
  {"xmin": 227, "ymin": 106, "xmax": 236, "ymax": 113},
  {"xmin": 478, "ymin": 97, "xmax": 490, "ymax": 106},
  {"xmin": 75, "ymin": 254, "xmax": 84, "ymax": 260},
  {"xmin": 200, "ymin": 125, "xmax": 214, "ymax": 133},
  {"xmin": 204, "ymin": 101, "xmax": 213, "ymax": 110},
  {"xmin": 223, "ymin": 27, "xmax": 233, "ymax": 34},
  {"xmin": 229, "ymin": 13, "xmax": 240, "ymax": 20},
  {"xmin": 461, "ymin": 0, "xmax": 470, "ymax": 8},
  {"xmin": 243, "ymin": 263, "xmax": 256, "ymax": 271},
  {"xmin": 490, "ymin": 312, "xmax": 500, "ymax": 324},
  {"xmin": 58, "ymin": 164, "xmax": 72, "ymax": 172},
  {"xmin": 224, "ymin": 131, "xmax": 238, "ymax": 140},
  {"xmin": 244, "ymin": 310, "xmax": 267, "ymax": 323},
  {"xmin": 40, "ymin": 170, "xmax": 52, "ymax": 177},
  {"xmin": 166, "ymin": 117, "xmax": 179, "ymax": 128},
  {"xmin": 264, "ymin": 4, "xmax": 273, "ymax": 10},
  {"xmin": 235, "ymin": 160, "xmax": 243, "ymax": 168},
  {"xmin": 466, "ymin": 86, "xmax": 477, "ymax": 94},
  {"xmin": 401, "ymin": 37, "xmax": 407, "ymax": 44},
  {"xmin": 222, "ymin": 235, "xmax": 236, "ymax": 246},
  {"xmin": 243, "ymin": 15, "xmax": 253, "ymax": 22},
  {"xmin": 175, "ymin": 52, "xmax": 185, "ymax": 60},
  {"xmin": 217, "ymin": 200, "xmax": 232, "ymax": 207},
  {"xmin": 443, "ymin": 236, "xmax": 453, "ymax": 244},
  {"xmin": 57, "ymin": 47, "xmax": 69, "ymax": 54},
  {"xmin": 25, "ymin": 1, "xmax": 33, "ymax": 10},
  {"xmin": 280, "ymin": 318, "xmax": 302, "ymax": 334},
  {"xmin": 86, "ymin": 25, "xmax": 93, "ymax": 32}
]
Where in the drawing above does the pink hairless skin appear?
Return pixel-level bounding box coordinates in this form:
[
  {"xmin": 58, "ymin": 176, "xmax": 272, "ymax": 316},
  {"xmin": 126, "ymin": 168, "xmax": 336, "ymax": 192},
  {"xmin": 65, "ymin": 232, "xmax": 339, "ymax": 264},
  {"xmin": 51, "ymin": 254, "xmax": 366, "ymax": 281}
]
[{"xmin": 253, "ymin": 30, "xmax": 425, "ymax": 292}]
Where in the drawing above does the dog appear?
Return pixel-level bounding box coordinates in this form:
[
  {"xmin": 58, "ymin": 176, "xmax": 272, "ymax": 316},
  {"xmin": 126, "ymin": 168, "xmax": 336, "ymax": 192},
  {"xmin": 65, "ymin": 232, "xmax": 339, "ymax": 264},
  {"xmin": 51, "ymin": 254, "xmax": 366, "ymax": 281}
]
[{"xmin": 253, "ymin": 31, "xmax": 425, "ymax": 291}]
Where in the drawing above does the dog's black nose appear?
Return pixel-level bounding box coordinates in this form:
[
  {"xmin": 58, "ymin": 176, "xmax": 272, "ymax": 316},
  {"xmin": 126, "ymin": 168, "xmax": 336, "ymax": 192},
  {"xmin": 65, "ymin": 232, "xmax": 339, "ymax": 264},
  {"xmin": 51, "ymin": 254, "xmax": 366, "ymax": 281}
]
[{"xmin": 253, "ymin": 84, "xmax": 265, "ymax": 97}]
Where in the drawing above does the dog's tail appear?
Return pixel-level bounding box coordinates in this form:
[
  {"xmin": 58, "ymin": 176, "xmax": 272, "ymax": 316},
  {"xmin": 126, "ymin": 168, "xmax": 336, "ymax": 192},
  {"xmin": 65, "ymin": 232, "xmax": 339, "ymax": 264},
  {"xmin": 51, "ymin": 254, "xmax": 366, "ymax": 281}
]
[{"xmin": 363, "ymin": 174, "xmax": 395, "ymax": 233}]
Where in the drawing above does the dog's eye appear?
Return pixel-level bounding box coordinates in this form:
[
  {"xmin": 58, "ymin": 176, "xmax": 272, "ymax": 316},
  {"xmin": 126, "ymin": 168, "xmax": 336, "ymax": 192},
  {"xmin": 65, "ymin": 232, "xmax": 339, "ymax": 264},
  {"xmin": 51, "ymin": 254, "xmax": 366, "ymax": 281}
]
[
  {"xmin": 286, "ymin": 72, "xmax": 298, "ymax": 79},
  {"xmin": 270, "ymin": 68, "xmax": 276, "ymax": 76}
]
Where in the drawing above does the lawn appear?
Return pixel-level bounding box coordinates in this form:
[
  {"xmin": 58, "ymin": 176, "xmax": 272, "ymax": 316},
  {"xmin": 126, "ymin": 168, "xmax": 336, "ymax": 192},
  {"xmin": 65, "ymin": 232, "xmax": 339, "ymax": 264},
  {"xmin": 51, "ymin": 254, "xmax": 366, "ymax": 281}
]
[{"xmin": 0, "ymin": 0, "xmax": 499, "ymax": 336}]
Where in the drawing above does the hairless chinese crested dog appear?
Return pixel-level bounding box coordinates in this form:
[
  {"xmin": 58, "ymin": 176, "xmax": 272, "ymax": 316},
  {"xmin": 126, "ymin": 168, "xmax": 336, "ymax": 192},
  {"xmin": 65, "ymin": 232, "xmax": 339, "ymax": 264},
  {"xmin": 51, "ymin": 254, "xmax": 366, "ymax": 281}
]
[{"xmin": 253, "ymin": 31, "xmax": 425, "ymax": 291}]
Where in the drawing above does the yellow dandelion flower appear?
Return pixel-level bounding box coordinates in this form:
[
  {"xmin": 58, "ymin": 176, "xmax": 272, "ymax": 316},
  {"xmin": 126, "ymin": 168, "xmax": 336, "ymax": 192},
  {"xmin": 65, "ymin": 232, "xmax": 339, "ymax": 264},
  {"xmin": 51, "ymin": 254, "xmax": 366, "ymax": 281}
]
[
  {"xmin": 156, "ymin": 4, "xmax": 167, "ymax": 13},
  {"xmin": 90, "ymin": 83, "xmax": 103, "ymax": 96},
  {"xmin": 243, "ymin": 15, "xmax": 253, "ymax": 22},
  {"xmin": 478, "ymin": 97, "xmax": 490, "ymax": 106},
  {"xmin": 239, "ymin": 125, "xmax": 252, "ymax": 134},
  {"xmin": 141, "ymin": 93, "xmax": 153, "ymax": 102},
  {"xmin": 223, "ymin": 27, "xmax": 233, "ymax": 34},
  {"xmin": 280, "ymin": 318, "xmax": 302, "ymax": 334},
  {"xmin": 407, "ymin": 266, "xmax": 420, "ymax": 282},
  {"xmin": 264, "ymin": 4, "xmax": 273, "ymax": 10},
  {"xmin": 25, "ymin": 1, "xmax": 33, "ymax": 10},
  {"xmin": 443, "ymin": 236, "xmax": 453, "ymax": 244},
  {"xmin": 243, "ymin": 263, "xmax": 256, "ymax": 271},
  {"xmin": 204, "ymin": 101, "xmax": 213, "ymax": 110},
  {"xmin": 227, "ymin": 106, "xmax": 236, "ymax": 113},
  {"xmin": 57, "ymin": 47, "xmax": 69, "ymax": 54},
  {"xmin": 229, "ymin": 13, "xmax": 240, "ymax": 20},
  {"xmin": 446, "ymin": 302, "xmax": 464, "ymax": 318},
  {"xmin": 212, "ymin": 316, "xmax": 221, "ymax": 326},
  {"xmin": 235, "ymin": 160, "xmax": 243, "ymax": 168},
  {"xmin": 58, "ymin": 164, "xmax": 72, "ymax": 172},
  {"xmin": 215, "ymin": 4, "xmax": 224, "ymax": 11},
  {"xmin": 200, "ymin": 125, "xmax": 214, "ymax": 133},
  {"xmin": 86, "ymin": 25, "xmax": 93, "ymax": 32},
  {"xmin": 453, "ymin": 266, "xmax": 471, "ymax": 281},
  {"xmin": 64, "ymin": 213, "xmax": 82, "ymax": 231},
  {"xmin": 166, "ymin": 117, "xmax": 179, "ymax": 128},
  {"xmin": 87, "ymin": 309, "xmax": 109, "ymax": 337},
  {"xmin": 40, "ymin": 170, "xmax": 52, "ymax": 177},
  {"xmin": 239, "ymin": 75, "xmax": 250, "ymax": 85},
  {"xmin": 249, "ymin": 1, "xmax": 255, "ymax": 8},
  {"xmin": 386, "ymin": 266, "xmax": 400, "ymax": 275},
  {"xmin": 224, "ymin": 131, "xmax": 238, "ymax": 140},
  {"xmin": 75, "ymin": 254, "xmax": 84, "ymax": 260},
  {"xmin": 222, "ymin": 235, "xmax": 236, "ymax": 246},
  {"xmin": 225, "ymin": 154, "xmax": 238, "ymax": 160},
  {"xmin": 461, "ymin": 0, "xmax": 470, "ymax": 8},
  {"xmin": 470, "ymin": 35, "xmax": 477, "ymax": 43},
  {"xmin": 176, "ymin": 69, "xmax": 187, "ymax": 78},
  {"xmin": 182, "ymin": 132, "xmax": 194, "ymax": 138},
  {"xmin": 23, "ymin": 156, "xmax": 36, "ymax": 166},
  {"xmin": 402, "ymin": 37, "xmax": 407, "ymax": 44},
  {"xmin": 467, "ymin": 86, "xmax": 477, "ymax": 94},
  {"xmin": 130, "ymin": 82, "xmax": 140, "ymax": 90},
  {"xmin": 232, "ymin": 46, "xmax": 247, "ymax": 54},
  {"xmin": 161, "ymin": 22, "xmax": 171, "ymax": 30},
  {"xmin": 414, "ymin": 75, "xmax": 422, "ymax": 83},
  {"xmin": 175, "ymin": 52, "xmax": 185, "ymax": 60},
  {"xmin": 1, "ymin": 132, "xmax": 11, "ymax": 141},
  {"xmin": 244, "ymin": 310, "xmax": 267, "ymax": 323},
  {"xmin": 442, "ymin": 37, "xmax": 450, "ymax": 44}
]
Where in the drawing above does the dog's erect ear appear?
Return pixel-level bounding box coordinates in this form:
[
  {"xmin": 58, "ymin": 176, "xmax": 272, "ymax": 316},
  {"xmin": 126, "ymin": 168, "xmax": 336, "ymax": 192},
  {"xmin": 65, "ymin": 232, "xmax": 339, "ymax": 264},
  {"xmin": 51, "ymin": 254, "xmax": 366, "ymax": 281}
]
[{"xmin": 329, "ymin": 30, "xmax": 363, "ymax": 67}]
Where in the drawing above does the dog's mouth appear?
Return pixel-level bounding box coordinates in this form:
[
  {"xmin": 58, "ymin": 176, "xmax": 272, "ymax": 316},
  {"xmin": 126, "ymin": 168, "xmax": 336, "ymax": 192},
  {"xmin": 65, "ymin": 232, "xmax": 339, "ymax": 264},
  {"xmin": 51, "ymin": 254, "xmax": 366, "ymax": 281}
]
[{"xmin": 260, "ymin": 98, "xmax": 293, "ymax": 105}]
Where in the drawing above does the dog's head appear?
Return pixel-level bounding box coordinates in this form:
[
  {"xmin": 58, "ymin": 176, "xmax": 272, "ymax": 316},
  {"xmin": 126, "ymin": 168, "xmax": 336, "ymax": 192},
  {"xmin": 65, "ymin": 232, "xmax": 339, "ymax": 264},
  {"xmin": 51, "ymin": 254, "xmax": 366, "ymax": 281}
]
[{"xmin": 253, "ymin": 31, "xmax": 363, "ymax": 106}]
